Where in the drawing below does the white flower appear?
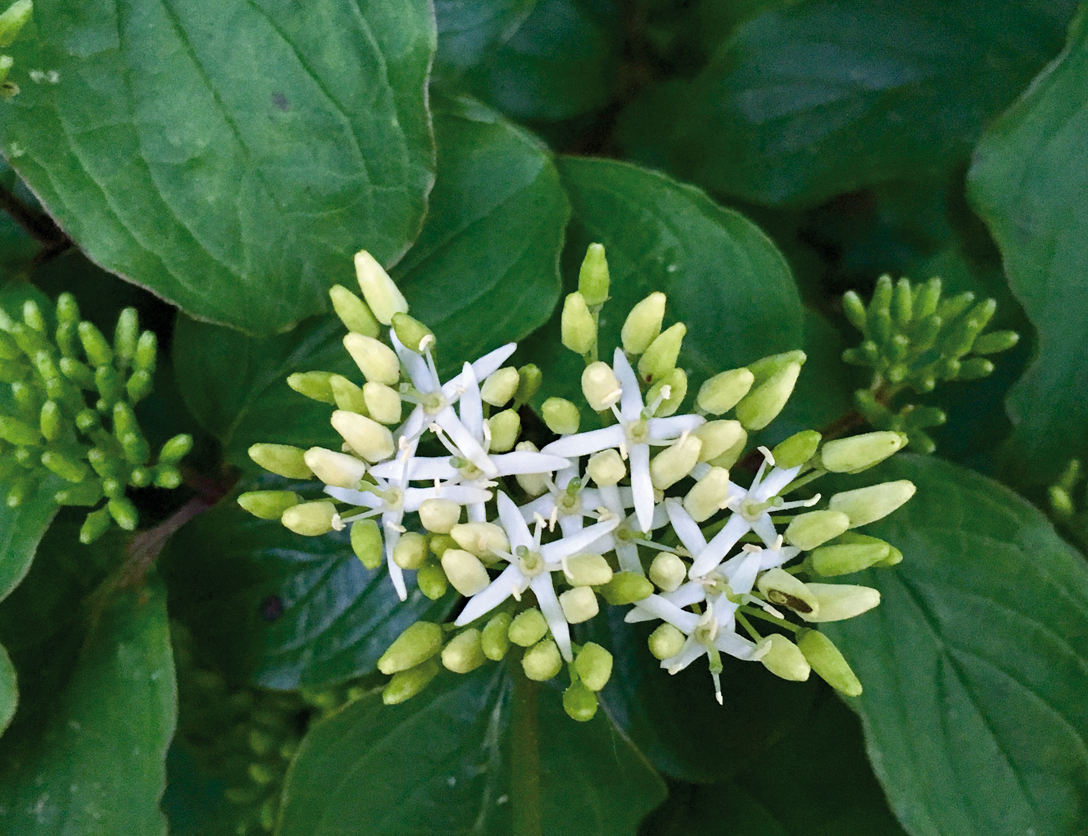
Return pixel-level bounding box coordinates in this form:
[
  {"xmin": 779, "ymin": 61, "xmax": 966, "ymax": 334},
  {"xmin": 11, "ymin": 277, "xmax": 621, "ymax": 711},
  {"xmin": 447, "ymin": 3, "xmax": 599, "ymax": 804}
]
[
  {"xmin": 453, "ymin": 492, "xmax": 620, "ymax": 661},
  {"xmin": 592, "ymin": 482, "xmax": 667, "ymax": 574},
  {"xmin": 541, "ymin": 347, "xmax": 703, "ymax": 532}
]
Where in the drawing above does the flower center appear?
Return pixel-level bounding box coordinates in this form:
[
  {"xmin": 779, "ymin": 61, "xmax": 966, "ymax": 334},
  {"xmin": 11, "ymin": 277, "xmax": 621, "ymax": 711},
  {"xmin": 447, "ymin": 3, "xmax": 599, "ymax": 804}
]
[
  {"xmin": 693, "ymin": 612, "xmax": 719, "ymax": 646},
  {"xmin": 626, "ymin": 418, "xmax": 650, "ymax": 446},
  {"xmin": 422, "ymin": 391, "xmax": 447, "ymax": 415},
  {"xmin": 516, "ymin": 546, "xmax": 545, "ymax": 577}
]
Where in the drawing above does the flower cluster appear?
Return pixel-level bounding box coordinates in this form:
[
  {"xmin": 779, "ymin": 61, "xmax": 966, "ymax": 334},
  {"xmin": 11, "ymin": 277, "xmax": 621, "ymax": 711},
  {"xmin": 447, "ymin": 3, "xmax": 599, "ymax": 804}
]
[
  {"xmin": 241, "ymin": 246, "xmax": 916, "ymax": 720},
  {"xmin": 0, "ymin": 293, "xmax": 192, "ymax": 541}
]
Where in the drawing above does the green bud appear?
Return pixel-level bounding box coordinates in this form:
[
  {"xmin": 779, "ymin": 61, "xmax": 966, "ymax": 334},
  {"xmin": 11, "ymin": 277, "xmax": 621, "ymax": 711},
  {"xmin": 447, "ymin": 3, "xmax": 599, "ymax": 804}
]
[
  {"xmin": 515, "ymin": 442, "xmax": 550, "ymax": 496},
  {"xmin": 108, "ymin": 496, "xmax": 139, "ymax": 531},
  {"xmin": 649, "ymin": 435, "xmax": 702, "ymax": 490},
  {"xmin": 479, "ymin": 367, "xmax": 518, "ymax": 408},
  {"xmin": 649, "ymin": 552, "xmax": 686, "ymax": 592},
  {"xmin": 41, "ymin": 449, "xmax": 91, "ymax": 483},
  {"xmin": 811, "ymin": 542, "xmax": 890, "ymax": 576},
  {"xmin": 391, "ymin": 312, "xmax": 435, "ymax": 354},
  {"xmin": 871, "ymin": 308, "xmax": 892, "ymax": 347},
  {"xmin": 248, "ymin": 443, "xmax": 314, "ymax": 479},
  {"xmin": 328, "ymin": 374, "xmax": 369, "ymax": 414},
  {"xmin": 514, "ymin": 364, "xmax": 542, "ymax": 405},
  {"xmin": 693, "ymin": 420, "xmax": 745, "ymax": 466},
  {"xmin": 841, "ymin": 291, "xmax": 867, "ymax": 332},
  {"xmin": 59, "ymin": 357, "xmax": 95, "ymax": 389},
  {"xmin": 758, "ymin": 568, "xmax": 819, "ymax": 618},
  {"xmin": 587, "ymin": 448, "xmax": 625, "ymax": 487},
  {"xmin": 542, "ymin": 397, "xmax": 580, "ymax": 436},
  {"xmin": 834, "ymin": 532, "xmax": 903, "ymax": 567},
  {"xmin": 382, "ymin": 657, "xmax": 440, "ymax": 705},
  {"xmin": 801, "ymin": 583, "xmax": 881, "ymax": 622},
  {"xmin": 486, "ymin": 409, "xmax": 521, "ymax": 453},
  {"xmin": 113, "ymin": 308, "xmax": 139, "ymax": 368},
  {"xmin": 78, "ymin": 321, "xmax": 113, "ymax": 367},
  {"xmin": 450, "ymin": 521, "xmax": 509, "ymax": 558},
  {"xmin": 55, "ymin": 293, "xmax": 79, "ymax": 327},
  {"xmin": 354, "ymin": 250, "xmax": 408, "ymax": 325},
  {"xmin": 937, "ymin": 291, "xmax": 976, "ymax": 323},
  {"xmin": 772, "ymin": 430, "xmax": 822, "ymax": 469},
  {"xmin": 0, "ymin": 415, "xmax": 40, "ymax": 445},
  {"xmin": 797, "ymin": 629, "xmax": 862, "ymax": 696},
  {"xmin": 648, "ymin": 623, "xmax": 685, "ymax": 660},
  {"xmin": 331, "ymin": 410, "xmax": 395, "ymax": 462},
  {"xmin": 125, "ymin": 370, "xmax": 154, "ymax": 403},
  {"xmin": 784, "ymin": 510, "xmax": 851, "ymax": 551},
  {"xmin": 563, "ymin": 681, "xmax": 599, "ymax": 722},
  {"xmin": 350, "ymin": 519, "xmax": 383, "ymax": 570},
  {"xmin": 393, "ymin": 532, "xmax": 428, "ymax": 571},
  {"xmin": 958, "ymin": 358, "xmax": 994, "ymax": 380},
  {"xmin": 562, "ymin": 553, "xmax": 613, "ymax": 587},
  {"xmin": 238, "ymin": 490, "xmax": 301, "ymax": 520},
  {"xmin": 282, "ymin": 500, "xmax": 338, "ymax": 536},
  {"xmin": 441, "ymin": 548, "xmax": 490, "ymax": 596},
  {"xmin": 561, "ymin": 292, "xmax": 597, "ymax": 356},
  {"xmin": 621, "ymin": 292, "xmax": 666, "ymax": 355},
  {"xmin": 972, "ymin": 329, "xmax": 1019, "ymax": 355},
  {"xmin": 55, "ymin": 480, "xmax": 104, "ymax": 506},
  {"xmin": 481, "ymin": 612, "xmax": 512, "ymax": 660},
  {"xmin": 344, "ymin": 333, "xmax": 400, "ymax": 386},
  {"xmin": 0, "ymin": 330, "xmax": 20, "ymax": 360},
  {"xmin": 912, "ymin": 314, "xmax": 942, "ymax": 351},
  {"xmin": 638, "ymin": 322, "xmax": 686, "ymax": 382},
  {"xmin": 735, "ymin": 359, "xmax": 803, "ymax": 431},
  {"xmin": 887, "ymin": 334, "xmax": 910, "ymax": 363},
  {"xmin": 417, "ymin": 559, "xmax": 449, "ymax": 600},
  {"xmin": 418, "ymin": 498, "xmax": 461, "ymax": 534},
  {"xmin": 684, "ymin": 466, "xmax": 731, "ymax": 522},
  {"xmin": 379, "ymin": 622, "xmax": 444, "ymax": 674},
  {"xmin": 442, "ymin": 628, "xmax": 486, "ymax": 674},
  {"xmin": 645, "ymin": 368, "xmax": 687, "ymax": 417},
  {"xmin": 10, "ymin": 323, "xmax": 50, "ymax": 356},
  {"xmin": 80, "ymin": 507, "xmax": 113, "ymax": 544},
  {"xmin": 522, "ymin": 639, "xmax": 563, "ymax": 681},
  {"xmin": 158, "ymin": 434, "xmax": 193, "ymax": 464},
  {"xmin": 600, "ymin": 572, "xmax": 653, "ymax": 605},
  {"xmin": 21, "ymin": 299, "xmax": 45, "ymax": 332},
  {"xmin": 329, "ymin": 284, "xmax": 380, "ymax": 337},
  {"xmin": 868, "ymin": 275, "xmax": 893, "ymax": 322},
  {"xmin": 747, "ymin": 350, "xmax": 806, "ymax": 387},
  {"xmin": 829, "ymin": 480, "xmax": 916, "ymax": 527},
  {"xmin": 943, "ymin": 316, "xmax": 985, "ymax": 358},
  {"xmin": 759, "ymin": 633, "xmax": 810, "ymax": 682},
  {"xmin": 0, "ymin": 0, "xmax": 33, "ymax": 48},
  {"xmin": 820, "ymin": 431, "xmax": 906, "ymax": 473},
  {"xmin": 509, "ymin": 608, "xmax": 548, "ymax": 647},
  {"xmin": 5, "ymin": 473, "xmax": 38, "ymax": 507},
  {"xmin": 287, "ymin": 371, "xmax": 337, "ymax": 404},
  {"xmin": 102, "ymin": 477, "xmax": 126, "ymax": 500},
  {"xmin": 912, "ymin": 277, "xmax": 941, "ymax": 320},
  {"xmin": 363, "ymin": 381, "xmax": 402, "ymax": 425},
  {"xmin": 581, "ymin": 361, "xmax": 621, "ymax": 412},
  {"xmin": 574, "ymin": 642, "xmax": 613, "ymax": 692},
  {"xmin": 430, "ymin": 534, "xmax": 458, "ymax": 557},
  {"xmin": 559, "ymin": 586, "xmax": 599, "ymax": 623},
  {"xmin": 134, "ymin": 331, "xmax": 157, "ymax": 375},
  {"xmin": 892, "ymin": 278, "xmax": 913, "ymax": 326},
  {"xmin": 39, "ymin": 400, "xmax": 63, "ymax": 442},
  {"xmin": 578, "ymin": 243, "xmax": 610, "ymax": 307}
]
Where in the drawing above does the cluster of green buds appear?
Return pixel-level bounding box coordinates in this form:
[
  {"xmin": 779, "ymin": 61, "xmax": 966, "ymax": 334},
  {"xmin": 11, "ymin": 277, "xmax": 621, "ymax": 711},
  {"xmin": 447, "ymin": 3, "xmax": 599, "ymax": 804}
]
[
  {"xmin": 1049, "ymin": 460, "xmax": 1088, "ymax": 551},
  {"xmin": 0, "ymin": 293, "xmax": 192, "ymax": 541},
  {"xmin": 0, "ymin": 0, "xmax": 32, "ymax": 97},
  {"xmin": 841, "ymin": 275, "xmax": 1019, "ymax": 453},
  {"xmin": 241, "ymin": 246, "xmax": 916, "ymax": 719}
]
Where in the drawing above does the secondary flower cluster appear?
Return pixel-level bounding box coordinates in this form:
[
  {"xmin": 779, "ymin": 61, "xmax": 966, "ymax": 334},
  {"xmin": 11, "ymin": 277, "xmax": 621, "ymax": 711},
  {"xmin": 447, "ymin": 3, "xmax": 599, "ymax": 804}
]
[{"xmin": 241, "ymin": 246, "xmax": 915, "ymax": 720}]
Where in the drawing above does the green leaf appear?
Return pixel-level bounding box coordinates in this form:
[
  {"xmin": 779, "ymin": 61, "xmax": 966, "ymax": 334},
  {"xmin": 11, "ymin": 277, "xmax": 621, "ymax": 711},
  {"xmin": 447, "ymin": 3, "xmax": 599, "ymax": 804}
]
[
  {"xmin": 0, "ymin": 479, "xmax": 58, "ymax": 602},
  {"xmin": 160, "ymin": 494, "xmax": 450, "ymax": 689},
  {"xmin": 620, "ymin": 0, "xmax": 1078, "ymax": 206},
  {"xmin": 433, "ymin": 0, "xmax": 538, "ymax": 82},
  {"xmin": 174, "ymin": 100, "xmax": 567, "ymax": 465},
  {"xmin": 968, "ymin": 7, "xmax": 1088, "ymax": 483},
  {"xmin": 529, "ymin": 157, "xmax": 803, "ymax": 405},
  {"xmin": 278, "ymin": 665, "xmax": 666, "ymax": 835},
  {"xmin": 823, "ymin": 455, "xmax": 1088, "ymax": 836},
  {"xmin": 0, "ymin": 642, "xmax": 14, "ymax": 737},
  {"xmin": 0, "ymin": 0, "xmax": 436, "ymax": 333}
]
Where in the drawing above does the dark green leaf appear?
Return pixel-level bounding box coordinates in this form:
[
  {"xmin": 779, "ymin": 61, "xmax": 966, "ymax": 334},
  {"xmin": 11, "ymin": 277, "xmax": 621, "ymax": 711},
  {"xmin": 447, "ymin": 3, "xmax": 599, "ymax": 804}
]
[
  {"xmin": 620, "ymin": 0, "xmax": 1078, "ymax": 206},
  {"xmin": 433, "ymin": 0, "xmax": 538, "ymax": 82},
  {"xmin": 823, "ymin": 455, "xmax": 1088, "ymax": 836},
  {"xmin": 160, "ymin": 494, "xmax": 450, "ymax": 689},
  {"xmin": 0, "ymin": 642, "xmax": 14, "ymax": 737},
  {"xmin": 968, "ymin": 7, "xmax": 1088, "ymax": 483},
  {"xmin": 0, "ymin": 0, "xmax": 436, "ymax": 333},
  {"xmin": 0, "ymin": 479, "xmax": 58, "ymax": 603},
  {"xmin": 279, "ymin": 664, "xmax": 666, "ymax": 835}
]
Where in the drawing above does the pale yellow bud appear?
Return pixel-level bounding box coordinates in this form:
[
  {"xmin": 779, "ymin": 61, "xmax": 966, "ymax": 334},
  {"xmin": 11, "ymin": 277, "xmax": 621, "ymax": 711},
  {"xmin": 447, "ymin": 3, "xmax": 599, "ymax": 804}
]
[
  {"xmin": 303, "ymin": 447, "xmax": 367, "ymax": 489},
  {"xmin": 343, "ymin": 333, "xmax": 400, "ymax": 385},
  {"xmin": 331, "ymin": 410, "xmax": 395, "ymax": 462},
  {"xmin": 418, "ymin": 498, "xmax": 461, "ymax": 533},
  {"xmin": 487, "ymin": 409, "xmax": 521, "ymax": 452},
  {"xmin": 563, "ymin": 553, "xmax": 613, "ymax": 586},
  {"xmin": 481, "ymin": 367, "xmax": 520, "ymax": 407},
  {"xmin": 696, "ymin": 368, "xmax": 755, "ymax": 414},
  {"xmin": 450, "ymin": 522, "xmax": 510, "ymax": 559},
  {"xmin": 441, "ymin": 629, "xmax": 486, "ymax": 674},
  {"xmin": 362, "ymin": 381, "xmax": 402, "ymax": 425},
  {"xmin": 440, "ymin": 549, "xmax": 491, "ymax": 596},
  {"xmin": 281, "ymin": 501, "xmax": 337, "ymax": 536},
  {"xmin": 581, "ymin": 361, "xmax": 621, "ymax": 411},
  {"xmin": 801, "ymin": 584, "xmax": 881, "ymax": 622},
  {"xmin": 559, "ymin": 586, "xmax": 599, "ymax": 623},
  {"xmin": 561, "ymin": 292, "xmax": 597, "ymax": 355},
  {"xmin": 514, "ymin": 441, "xmax": 550, "ymax": 496},
  {"xmin": 683, "ymin": 467, "xmax": 731, "ymax": 522},
  {"xmin": 759, "ymin": 633, "xmax": 810, "ymax": 681},
  {"xmin": 648, "ymin": 623, "xmax": 685, "ymax": 660},
  {"xmin": 587, "ymin": 449, "xmax": 626, "ymax": 486},
  {"xmin": 621, "ymin": 292, "xmax": 666, "ymax": 355},
  {"xmin": 354, "ymin": 250, "xmax": 408, "ymax": 325},
  {"xmin": 650, "ymin": 435, "xmax": 702, "ymax": 490},
  {"xmin": 649, "ymin": 552, "xmax": 686, "ymax": 592},
  {"xmin": 784, "ymin": 510, "xmax": 851, "ymax": 551},
  {"xmin": 692, "ymin": 420, "xmax": 745, "ymax": 463},
  {"xmin": 392, "ymin": 532, "xmax": 428, "ymax": 570},
  {"xmin": 638, "ymin": 322, "xmax": 686, "ymax": 382},
  {"xmin": 757, "ymin": 568, "xmax": 819, "ymax": 618}
]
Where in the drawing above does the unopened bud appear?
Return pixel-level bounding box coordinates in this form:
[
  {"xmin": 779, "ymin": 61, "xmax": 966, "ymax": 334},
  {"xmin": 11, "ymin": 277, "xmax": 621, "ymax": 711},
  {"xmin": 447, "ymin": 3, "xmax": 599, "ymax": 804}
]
[
  {"xmin": 330, "ymin": 284, "xmax": 380, "ymax": 337},
  {"xmin": 287, "ymin": 371, "xmax": 337, "ymax": 404},
  {"xmin": 450, "ymin": 521, "xmax": 509, "ymax": 559},
  {"xmin": 785, "ymin": 510, "xmax": 851, "ymax": 550},
  {"xmin": 78, "ymin": 321, "xmax": 113, "ymax": 367},
  {"xmin": 522, "ymin": 639, "xmax": 562, "ymax": 681},
  {"xmin": 382, "ymin": 657, "xmax": 440, "ymax": 705},
  {"xmin": 481, "ymin": 612, "xmax": 512, "ymax": 660},
  {"xmin": 238, "ymin": 490, "xmax": 301, "ymax": 520},
  {"xmin": 821, "ymin": 431, "xmax": 906, "ymax": 473},
  {"xmin": 328, "ymin": 374, "xmax": 369, "ymax": 414},
  {"xmin": 747, "ymin": 350, "xmax": 806, "ymax": 386},
  {"xmin": 282, "ymin": 500, "xmax": 338, "ymax": 536},
  {"xmin": 304, "ymin": 447, "xmax": 367, "ymax": 488},
  {"xmin": 0, "ymin": 415, "xmax": 37, "ymax": 446},
  {"xmin": 541, "ymin": 397, "xmax": 580, "ymax": 436},
  {"xmin": 578, "ymin": 244, "xmax": 610, "ymax": 307},
  {"xmin": 39, "ymin": 400, "xmax": 63, "ymax": 442},
  {"xmin": 112, "ymin": 308, "xmax": 138, "ymax": 369},
  {"xmin": 684, "ymin": 467, "xmax": 731, "ymax": 521},
  {"xmin": 509, "ymin": 608, "xmax": 548, "ymax": 646},
  {"xmin": 835, "ymin": 531, "xmax": 902, "ymax": 567},
  {"xmin": 587, "ymin": 449, "xmax": 625, "ymax": 486},
  {"xmin": 650, "ymin": 434, "xmax": 702, "ymax": 490},
  {"xmin": 563, "ymin": 553, "xmax": 613, "ymax": 587},
  {"xmin": 107, "ymin": 497, "xmax": 139, "ymax": 531},
  {"xmin": 418, "ymin": 498, "xmax": 461, "ymax": 533},
  {"xmin": 343, "ymin": 333, "xmax": 400, "ymax": 385},
  {"xmin": 829, "ymin": 480, "xmax": 916, "ymax": 527},
  {"xmin": 378, "ymin": 621, "xmax": 444, "ymax": 674},
  {"xmin": 354, "ymin": 250, "xmax": 408, "ymax": 325},
  {"xmin": 362, "ymin": 382, "xmax": 402, "ymax": 424},
  {"xmin": 80, "ymin": 508, "xmax": 113, "ymax": 544},
  {"xmin": 515, "ymin": 364, "xmax": 542, "ymax": 404},
  {"xmin": 694, "ymin": 420, "xmax": 746, "ymax": 465},
  {"xmin": 810, "ymin": 542, "xmax": 890, "ymax": 576},
  {"xmin": 574, "ymin": 642, "xmax": 613, "ymax": 692},
  {"xmin": 39, "ymin": 449, "xmax": 88, "ymax": 483},
  {"xmin": 441, "ymin": 549, "xmax": 490, "ymax": 596},
  {"xmin": 515, "ymin": 442, "xmax": 550, "ymax": 496},
  {"xmin": 393, "ymin": 532, "xmax": 428, "ymax": 570},
  {"xmin": 735, "ymin": 360, "xmax": 803, "ymax": 431},
  {"xmin": 331, "ymin": 410, "xmax": 395, "ymax": 462},
  {"xmin": 248, "ymin": 443, "xmax": 313, "ymax": 479},
  {"xmin": 582, "ymin": 361, "xmax": 621, "ymax": 411},
  {"xmin": 480, "ymin": 367, "xmax": 519, "ymax": 407},
  {"xmin": 428, "ymin": 534, "xmax": 456, "ymax": 557},
  {"xmin": 416, "ymin": 560, "xmax": 449, "ymax": 599},
  {"xmin": 349, "ymin": 519, "xmax": 382, "ymax": 568},
  {"xmin": 797, "ymin": 629, "xmax": 861, "ymax": 696},
  {"xmin": 646, "ymin": 368, "xmax": 687, "ymax": 417},
  {"xmin": 0, "ymin": 1, "xmax": 33, "ymax": 48},
  {"xmin": 600, "ymin": 572, "xmax": 653, "ymax": 605},
  {"xmin": 55, "ymin": 480, "xmax": 104, "ymax": 507},
  {"xmin": 559, "ymin": 586, "xmax": 599, "ymax": 623},
  {"xmin": 758, "ymin": 568, "xmax": 819, "ymax": 617},
  {"xmin": 696, "ymin": 368, "xmax": 755, "ymax": 414},
  {"xmin": 801, "ymin": 583, "xmax": 880, "ymax": 622},
  {"xmin": 134, "ymin": 331, "xmax": 157, "ymax": 375},
  {"xmin": 621, "ymin": 292, "xmax": 666, "ymax": 355},
  {"xmin": 972, "ymin": 330, "xmax": 1019, "ymax": 355},
  {"xmin": 487, "ymin": 409, "xmax": 521, "ymax": 452},
  {"xmin": 649, "ymin": 552, "xmax": 686, "ymax": 592},
  {"xmin": 563, "ymin": 681, "xmax": 599, "ymax": 722},
  {"xmin": 637, "ymin": 323, "xmax": 686, "ymax": 382},
  {"xmin": 391, "ymin": 312, "xmax": 434, "ymax": 354},
  {"xmin": 772, "ymin": 430, "xmax": 822, "ymax": 469},
  {"xmin": 648, "ymin": 623, "xmax": 685, "ymax": 660},
  {"xmin": 442, "ymin": 628, "xmax": 486, "ymax": 673},
  {"xmin": 158, "ymin": 434, "xmax": 193, "ymax": 465},
  {"xmin": 561, "ymin": 292, "xmax": 597, "ymax": 356},
  {"xmin": 958, "ymin": 358, "xmax": 994, "ymax": 380},
  {"xmin": 759, "ymin": 633, "xmax": 810, "ymax": 682}
]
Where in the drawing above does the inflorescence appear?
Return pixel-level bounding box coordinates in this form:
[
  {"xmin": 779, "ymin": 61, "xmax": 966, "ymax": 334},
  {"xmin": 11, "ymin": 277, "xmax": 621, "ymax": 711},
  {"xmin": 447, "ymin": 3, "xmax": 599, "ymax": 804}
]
[{"xmin": 241, "ymin": 246, "xmax": 917, "ymax": 720}]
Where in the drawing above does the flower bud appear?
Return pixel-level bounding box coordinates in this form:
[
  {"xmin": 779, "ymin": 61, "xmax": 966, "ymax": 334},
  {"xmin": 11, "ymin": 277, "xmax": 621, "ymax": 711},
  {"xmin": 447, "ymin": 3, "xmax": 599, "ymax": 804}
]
[
  {"xmin": 684, "ymin": 467, "xmax": 731, "ymax": 522},
  {"xmin": 378, "ymin": 621, "xmax": 444, "ymax": 674},
  {"xmin": 304, "ymin": 447, "xmax": 367, "ymax": 489},
  {"xmin": 343, "ymin": 333, "xmax": 400, "ymax": 385},
  {"xmin": 107, "ymin": 497, "xmax": 139, "ymax": 531},
  {"xmin": 972, "ymin": 330, "xmax": 1019, "ymax": 355},
  {"xmin": 797, "ymin": 629, "xmax": 862, "ymax": 696},
  {"xmin": 391, "ymin": 312, "xmax": 434, "ymax": 354},
  {"xmin": 820, "ymin": 431, "xmax": 906, "ymax": 473},
  {"xmin": 509, "ymin": 608, "xmax": 548, "ymax": 647},
  {"xmin": 134, "ymin": 331, "xmax": 157, "ymax": 375},
  {"xmin": 329, "ymin": 374, "xmax": 369, "ymax": 414},
  {"xmin": 238, "ymin": 491, "xmax": 301, "ymax": 520},
  {"xmin": 645, "ymin": 368, "xmax": 687, "ymax": 417},
  {"xmin": 810, "ymin": 542, "xmax": 890, "ymax": 576},
  {"xmin": 600, "ymin": 572, "xmax": 653, "ymax": 605},
  {"xmin": 329, "ymin": 284, "xmax": 380, "ymax": 337},
  {"xmin": 691, "ymin": 420, "xmax": 744, "ymax": 465},
  {"xmin": 331, "ymin": 410, "xmax": 395, "ymax": 462},
  {"xmin": 829, "ymin": 480, "xmax": 916, "ymax": 527},
  {"xmin": 282, "ymin": 500, "xmax": 338, "ymax": 536},
  {"xmin": 835, "ymin": 531, "xmax": 902, "ymax": 566},
  {"xmin": 563, "ymin": 553, "xmax": 613, "ymax": 587},
  {"xmin": 354, "ymin": 250, "xmax": 408, "ymax": 325},
  {"xmin": 541, "ymin": 397, "xmax": 580, "ymax": 436},
  {"xmin": 801, "ymin": 583, "xmax": 880, "ymax": 622},
  {"xmin": 248, "ymin": 443, "xmax": 314, "ymax": 479},
  {"xmin": 522, "ymin": 639, "xmax": 563, "ymax": 681},
  {"xmin": 442, "ymin": 628, "xmax": 486, "ymax": 674},
  {"xmin": 480, "ymin": 367, "xmax": 519, "ymax": 407},
  {"xmin": 958, "ymin": 358, "xmax": 994, "ymax": 380},
  {"xmin": 78, "ymin": 321, "xmax": 113, "ymax": 367},
  {"xmin": 441, "ymin": 549, "xmax": 490, "ymax": 596},
  {"xmin": 0, "ymin": 1, "xmax": 33, "ymax": 48},
  {"xmin": 696, "ymin": 368, "xmax": 755, "ymax": 414},
  {"xmin": 735, "ymin": 360, "xmax": 803, "ymax": 431},
  {"xmin": 559, "ymin": 587, "xmax": 599, "ymax": 623},
  {"xmin": 578, "ymin": 243, "xmax": 610, "ymax": 307},
  {"xmin": 574, "ymin": 642, "xmax": 613, "ymax": 691},
  {"xmin": 382, "ymin": 657, "xmax": 440, "ymax": 705},
  {"xmin": 450, "ymin": 522, "xmax": 509, "ymax": 559},
  {"xmin": 428, "ymin": 534, "xmax": 456, "ymax": 557},
  {"xmin": 362, "ymin": 382, "xmax": 402, "ymax": 424},
  {"xmin": 418, "ymin": 498, "xmax": 461, "ymax": 533},
  {"xmin": 152, "ymin": 465, "xmax": 182, "ymax": 489},
  {"xmin": 286, "ymin": 371, "xmax": 337, "ymax": 404},
  {"xmin": 350, "ymin": 519, "xmax": 383, "ymax": 569},
  {"xmin": 487, "ymin": 409, "xmax": 521, "ymax": 452},
  {"xmin": 417, "ymin": 559, "xmax": 449, "ymax": 599},
  {"xmin": 515, "ymin": 364, "xmax": 542, "ymax": 404},
  {"xmin": 649, "ymin": 434, "xmax": 702, "ymax": 490},
  {"xmin": 648, "ymin": 623, "xmax": 685, "ymax": 660},
  {"xmin": 514, "ymin": 442, "xmax": 550, "ymax": 496},
  {"xmin": 0, "ymin": 415, "xmax": 37, "ymax": 446},
  {"xmin": 587, "ymin": 449, "xmax": 625, "ymax": 486},
  {"xmin": 649, "ymin": 552, "xmax": 686, "ymax": 592},
  {"xmin": 759, "ymin": 633, "xmax": 810, "ymax": 682},
  {"xmin": 563, "ymin": 681, "xmax": 598, "ymax": 722},
  {"xmin": 38, "ymin": 400, "xmax": 62, "ymax": 442},
  {"xmin": 55, "ymin": 480, "xmax": 104, "ymax": 507},
  {"xmin": 481, "ymin": 612, "xmax": 512, "ymax": 660},
  {"xmin": 581, "ymin": 361, "xmax": 621, "ymax": 411},
  {"xmin": 621, "ymin": 292, "xmax": 665, "ymax": 355},
  {"xmin": 757, "ymin": 568, "xmax": 819, "ymax": 618},
  {"xmin": 158, "ymin": 433, "xmax": 194, "ymax": 464},
  {"xmin": 772, "ymin": 430, "xmax": 822, "ymax": 469},
  {"xmin": 784, "ymin": 510, "xmax": 851, "ymax": 550},
  {"xmin": 393, "ymin": 532, "xmax": 428, "ymax": 570},
  {"xmin": 637, "ymin": 323, "xmax": 686, "ymax": 382},
  {"xmin": 80, "ymin": 508, "xmax": 112, "ymax": 544},
  {"xmin": 112, "ymin": 308, "xmax": 138, "ymax": 369},
  {"xmin": 561, "ymin": 292, "xmax": 597, "ymax": 356}
]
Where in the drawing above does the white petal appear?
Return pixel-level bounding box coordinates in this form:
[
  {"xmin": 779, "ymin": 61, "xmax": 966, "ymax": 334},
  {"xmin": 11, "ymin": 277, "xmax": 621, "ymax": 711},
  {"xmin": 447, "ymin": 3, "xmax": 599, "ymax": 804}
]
[
  {"xmin": 721, "ymin": 550, "xmax": 762, "ymax": 595},
  {"xmin": 371, "ymin": 456, "xmax": 457, "ymax": 482},
  {"xmin": 442, "ymin": 343, "xmax": 518, "ymax": 399},
  {"xmin": 626, "ymin": 581, "xmax": 706, "ymax": 622},
  {"xmin": 457, "ymin": 362, "xmax": 484, "ymax": 441},
  {"xmin": 404, "ymin": 485, "xmax": 491, "ymax": 511},
  {"xmin": 750, "ymin": 513, "xmax": 781, "ymax": 548},
  {"xmin": 435, "ymin": 406, "xmax": 496, "ymax": 476},
  {"xmin": 647, "ymin": 414, "xmax": 705, "ymax": 440},
  {"xmin": 324, "ymin": 485, "xmax": 381, "ymax": 508},
  {"xmin": 530, "ymin": 573, "xmax": 572, "ymax": 662},
  {"xmin": 496, "ymin": 491, "xmax": 533, "ymax": 550},
  {"xmin": 714, "ymin": 630, "xmax": 765, "ymax": 661},
  {"xmin": 558, "ymin": 514, "xmax": 585, "ymax": 539},
  {"xmin": 382, "ymin": 522, "xmax": 408, "ymax": 601},
  {"xmin": 661, "ymin": 638, "xmax": 705, "ymax": 672},
  {"xmin": 612, "ymin": 347, "xmax": 644, "ymax": 420},
  {"xmin": 614, "ymin": 540, "xmax": 642, "ymax": 575},
  {"xmin": 752, "ymin": 464, "xmax": 802, "ymax": 503},
  {"xmin": 455, "ymin": 564, "xmax": 522, "ymax": 626},
  {"xmin": 394, "ymin": 408, "xmax": 428, "ymax": 447},
  {"xmin": 392, "ymin": 332, "xmax": 436, "ymax": 393},
  {"xmin": 540, "ymin": 516, "xmax": 620, "ymax": 562},
  {"xmin": 689, "ymin": 513, "xmax": 751, "ymax": 578},
  {"xmin": 626, "ymin": 593, "xmax": 700, "ymax": 633},
  {"xmin": 759, "ymin": 545, "xmax": 801, "ymax": 570},
  {"xmin": 491, "ymin": 451, "xmax": 570, "ymax": 476},
  {"xmin": 629, "ymin": 442, "xmax": 654, "ymax": 532},
  {"xmin": 541, "ymin": 426, "xmax": 625, "ymax": 458},
  {"xmin": 519, "ymin": 494, "xmax": 556, "ymax": 522},
  {"xmin": 665, "ymin": 498, "xmax": 708, "ymax": 555}
]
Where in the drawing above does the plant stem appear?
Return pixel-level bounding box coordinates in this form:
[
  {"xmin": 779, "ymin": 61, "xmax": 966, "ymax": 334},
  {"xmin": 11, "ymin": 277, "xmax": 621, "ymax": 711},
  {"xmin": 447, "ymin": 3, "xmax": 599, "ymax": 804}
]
[{"xmin": 510, "ymin": 663, "xmax": 543, "ymax": 836}]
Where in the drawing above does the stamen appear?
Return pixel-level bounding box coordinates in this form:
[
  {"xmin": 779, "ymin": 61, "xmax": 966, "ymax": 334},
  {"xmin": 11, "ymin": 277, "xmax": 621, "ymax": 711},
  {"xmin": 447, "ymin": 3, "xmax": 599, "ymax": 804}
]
[
  {"xmin": 741, "ymin": 543, "xmax": 763, "ymax": 554},
  {"xmin": 331, "ymin": 513, "xmax": 346, "ymax": 532},
  {"xmin": 419, "ymin": 333, "xmax": 436, "ymax": 353}
]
